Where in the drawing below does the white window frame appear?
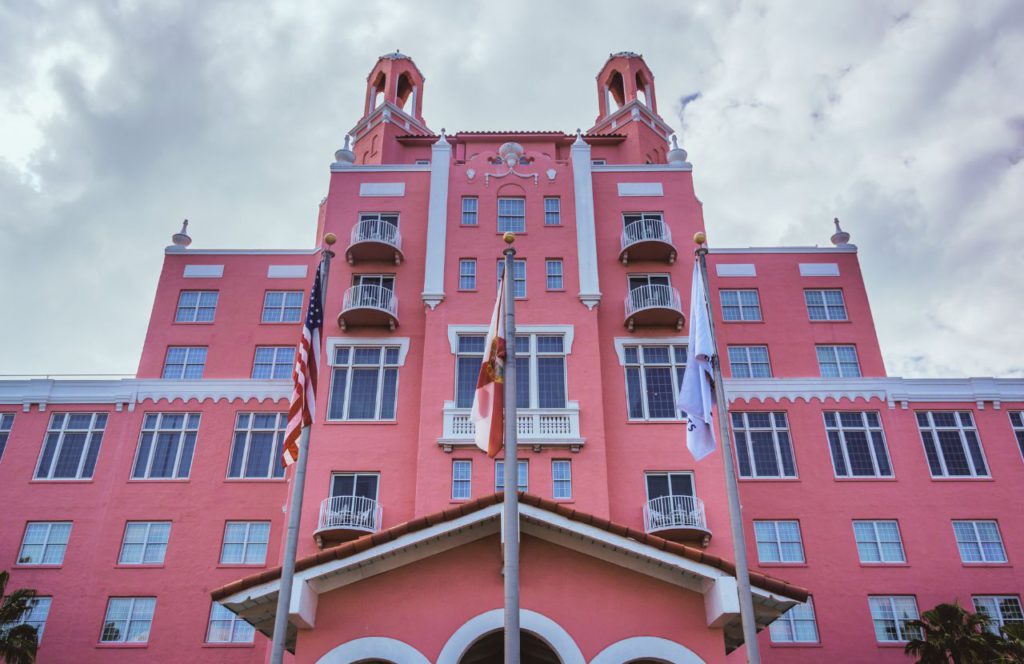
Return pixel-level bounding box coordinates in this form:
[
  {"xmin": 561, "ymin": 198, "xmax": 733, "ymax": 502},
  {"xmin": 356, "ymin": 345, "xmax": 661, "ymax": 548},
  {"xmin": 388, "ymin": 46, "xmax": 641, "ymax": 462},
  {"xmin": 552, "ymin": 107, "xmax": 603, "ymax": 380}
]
[
  {"xmin": 34, "ymin": 412, "xmax": 107, "ymax": 480},
  {"xmin": 973, "ymin": 596, "xmax": 1024, "ymax": 634},
  {"xmin": 461, "ymin": 196, "xmax": 478, "ymax": 225},
  {"xmin": 459, "ymin": 259, "xmax": 477, "ymax": 290},
  {"xmin": 100, "ymin": 597, "xmax": 156, "ymax": 644},
  {"xmin": 868, "ymin": 596, "xmax": 921, "ymax": 643},
  {"xmin": 220, "ymin": 521, "xmax": 271, "ymax": 565},
  {"xmin": 227, "ymin": 412, "xmax": 288, "ymax": 480},
  {"xmin": 497, "ymin": 197, "xmax": 526, "ymax": 232},
  {"xmin": 162, "ymin": 346, "xmax": 208, "ymax": 379},
  {"xmin": 552, "ymin": 459, "xmax": 572, "ymax": 499},
  {"xmin": 12, "ymin": 596, "xmax": 51, "ymax": 641},
  {"xmin": 719, "ymin": 289, "xmax": 762, "ymax": 322},
  {"xmin": 118, "ymin": 521, "xmax": 171, "ymax": 565},
  {"xmin": 497, "ymin": 258, "xmax": 527, "ymax": 298},
  {"xmin": 452, "ymin": 459, "xmax": 472, "ymax": 500},
  {"xmin": 769, "ymin": 596, "xmax": 819, "ymax": 643},
  {"xmin": 853, "ymin": 520, "xmax": 906, "ymax": 563},
  {"xmin": 753, "ymin": 520, "xmax": 805, "ymax": 563},
  {"xmin": 262, "ymin": 290, "xmax": 304, "ymax": 323},
  {"xmin": 1011, "ymin": 411, "xmax": 1024, "ymax": 461},
  {"xmin": 175, "ymin": 290, "xmax": 219, "ymax": 323},
  {"xmin": 952, "ymin": 520, "xmax": 1007, "ymax": 563},
  {"xmin": 727, "ymin": 345, "xmax": 771, "ymax": 378},
  {"xmin": 732, "ymin": 412, "xmax": 798, "ymax": 479},
  {"xmin": 511, "ymin": 333, "xmax": 568, "ymax": 410},
  {"xmin": 495, "ymin": 460, "xmax": 529, "ymax": 492},
  {"xmin": 327, "ymin": 345, "xmax": 402, "ymax": 421},
  {"xmin": 916, "ymin": 411, "xmax": 990, "ymax": 478},
  {"xmin": 544, "ymin": 197, "xmax": 561, "ymax": 225},
  {"xmin": 252, "ymin": 346, "xmax": 295, "ymax": 380},
  {"xmin": 454, "ymin": 334, "xmax": 485, "ymax": 409},
  {"xmin": 622, "ymin": 343, "xmax": 687, "ymax": 421},
  {"xmin": 0, "ymin": 412, "xmax": 15, "ymax": 464},
  {"xmin": 545, "ymin": 259, "xmax": 564, "ymax": 290},
  {"xmin": 816, "ymin": 344, "xmax": 861, "ymax": 378},
  {"xmin": 131, "ymin": 412, "xmax": 200, "ymax": 480},
  {"xmin": 17, "ymin": 521, "xmax": 71, "ymax": 566},
  {"xmin": 824, "ymin": 411, "xmax": 893, "ymax": 478},
  {"xmin": 804, "ymin": 288, "xmax": 848, "ymax": 321},
  {"xmin": 206, "ymin": 601, "xmax": 255, "ymax": 643}
]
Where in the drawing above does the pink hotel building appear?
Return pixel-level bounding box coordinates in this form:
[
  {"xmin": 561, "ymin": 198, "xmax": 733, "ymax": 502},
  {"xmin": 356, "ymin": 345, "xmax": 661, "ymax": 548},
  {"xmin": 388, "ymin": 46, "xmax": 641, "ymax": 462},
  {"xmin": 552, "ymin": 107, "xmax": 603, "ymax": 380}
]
[{"xmin": 1, "ymin": 52, "xmax": 1022, "ymax": 664}]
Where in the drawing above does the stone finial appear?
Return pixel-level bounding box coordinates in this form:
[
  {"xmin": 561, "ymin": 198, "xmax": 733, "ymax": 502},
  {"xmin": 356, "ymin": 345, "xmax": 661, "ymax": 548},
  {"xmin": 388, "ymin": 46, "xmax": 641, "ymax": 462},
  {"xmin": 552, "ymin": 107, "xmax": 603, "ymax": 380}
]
[
  {"xmin": 171, "ymin": 219, "xmax": 192, "ymax": 248},
  {"xmin": 573, "ymin": 128, "xmax": 586, "ymax": 146},
  {"xmin": 831, "ymin": 217, "xmax": 852, "ymax": 246},
  {"xmin": 667, "ymin": 134, "xmax": 690, "ymax": 167},
  {"xmin": 333, "ymin": 135, "xmax": 356, "ymax": 168}
]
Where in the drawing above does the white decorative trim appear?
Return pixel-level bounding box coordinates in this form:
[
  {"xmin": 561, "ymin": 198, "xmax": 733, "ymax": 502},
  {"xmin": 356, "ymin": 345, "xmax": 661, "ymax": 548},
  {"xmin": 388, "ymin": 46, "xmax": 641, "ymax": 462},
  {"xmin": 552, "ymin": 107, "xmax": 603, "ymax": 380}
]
[
  {"xmin": 422, "ymin": 136, "xmax": 452, "ymax": 307},
  {"xmin": 715, "ymin": 264, "xmax": 756, "ymax": 278},
  {"xmin": 447, "ymin": 325, "xmax": 575, "ymax": 354},
  {"xmin": 617, "ymin": 182, "xmax": 664, "ymax": 197},
  {"xmin": 593, "ymin": 164, "xmax": 693, "ymax": 173},
  {"xmin": 325, "ymin": 336, "xmax": 411, "ymax": 365},
  {"xmin": 799, "ymin": 262, "xmax": 840, "ymax": 276},
  {"xmin": 570, "ymin": 136, "xmax": 601, "ymax": 308},
  {"xmin": 267, "ymin": 265, "xmax": 308, "ymax": 279},
  {"xmin": 436, "ymin": 608, "xmax": 585, "ymax": 664},
  {"xmin": 712, "ymin": 246, "xmax": 856, "ymax": 254},
  {"xmin": 359, "ymin": 182, "xmax": 406, "ymax": 197},
  {"xmin": 183, "ymin": 264, "xmax": 224, "ymax": 278},
  {"xmin": 590, "ymin": 637, "xmax": 706, "ymax": 664},
  {"xmin": 166, "ymin": 248, "xmax": 319, "ymax": 256},
  {"xmin": 330, "ymin": 164, "xmax": 431, "ymax": 173},
  {"xmin": 613, "ymin": 336, "xmax": 687, "ymax": 365},
  {"xmin": 316, "ymin": 637, "xmax": 430, "ymax": 664},
  {"xmin": 725, "ymin": 377, "xmax": 1024, "ymax": 409}
]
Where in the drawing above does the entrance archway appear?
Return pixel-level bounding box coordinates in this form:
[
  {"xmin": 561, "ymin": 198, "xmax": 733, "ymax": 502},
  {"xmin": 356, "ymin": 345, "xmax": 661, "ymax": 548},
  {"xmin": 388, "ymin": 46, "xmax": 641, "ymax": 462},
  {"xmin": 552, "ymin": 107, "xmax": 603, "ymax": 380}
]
[{"xmin": 460, "ymin": 630, "xmax": 560, "ymax": 664}]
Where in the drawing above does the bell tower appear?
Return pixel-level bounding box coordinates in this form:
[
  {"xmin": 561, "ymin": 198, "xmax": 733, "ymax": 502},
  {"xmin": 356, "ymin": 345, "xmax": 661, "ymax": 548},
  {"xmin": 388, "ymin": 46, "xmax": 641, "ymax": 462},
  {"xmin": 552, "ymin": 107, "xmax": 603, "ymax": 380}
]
[
  {"xmin": 350, "ymin": 52, "xmax": 432, "ymax": 165},
  {"xmin": 590, "ymin": 52, "xmax": 674, "ymax": 164},
  {"xmin": 595, "ymin": 51, "xmax": 658, "ymax": 122}
]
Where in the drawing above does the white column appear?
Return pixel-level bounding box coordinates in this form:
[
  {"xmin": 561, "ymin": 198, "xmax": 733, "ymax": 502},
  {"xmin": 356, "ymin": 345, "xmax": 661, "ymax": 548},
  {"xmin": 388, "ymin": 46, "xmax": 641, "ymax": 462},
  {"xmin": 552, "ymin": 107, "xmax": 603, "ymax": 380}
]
[
  {"xmin": 570, "ymin": 132, "xmax": 601, "ymax": 309},
  {"xmin": 422, "ymin": 133, "xmax": 451, "ymax": 309}
]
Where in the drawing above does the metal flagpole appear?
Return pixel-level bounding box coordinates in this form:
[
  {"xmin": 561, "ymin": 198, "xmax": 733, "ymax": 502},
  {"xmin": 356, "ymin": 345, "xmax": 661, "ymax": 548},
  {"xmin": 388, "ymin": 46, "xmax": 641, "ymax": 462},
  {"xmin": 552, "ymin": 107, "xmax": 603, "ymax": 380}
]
[
  {"xmin": 502, "ymin": 232, "xmax": 521, "ymax": 663},
  {"xmin": 270, "ymin": 236, "xmax": 335, "ymax": 664},
  {"xmin": 695, "ymin": 234, "xmax": 762, "ymax": 664}
]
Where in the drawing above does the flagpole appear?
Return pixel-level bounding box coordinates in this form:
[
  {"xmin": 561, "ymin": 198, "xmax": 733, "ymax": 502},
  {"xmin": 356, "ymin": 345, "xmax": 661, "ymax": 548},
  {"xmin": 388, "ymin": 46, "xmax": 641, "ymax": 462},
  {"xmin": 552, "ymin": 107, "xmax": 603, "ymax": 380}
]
[
  {"xmin": 269, "ymin": 235, "xmax": 335, "ymax": 664},
  {"xmin": 695, "ymin": 233, "xmax": 762, "ymax": 664},
  {"xmin": 501, "ymin": 232, "xmax": 520, "ymax": 664}
]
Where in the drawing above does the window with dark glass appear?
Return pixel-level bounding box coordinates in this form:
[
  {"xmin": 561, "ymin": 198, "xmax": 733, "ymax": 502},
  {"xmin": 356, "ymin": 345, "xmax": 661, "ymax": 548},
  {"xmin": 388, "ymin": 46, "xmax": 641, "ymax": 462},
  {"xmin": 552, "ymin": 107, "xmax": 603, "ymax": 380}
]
[
  {"xmin": 228, "ymin": 413, "xmax": 287, "ymax": 479},
  {"xmin": 825, "ymin": 411, "xmax": 893, "ymax": 478},
  {"xmin": 328, "ymin": 346, "xmax": 401, "ymax": 420},
  {"xmin": 623, "ymin": 344, "xmax": 687, "ymax": 420},
  {"xmin": 131, "ymin": 413, "xmax": 199, "ymax": 480},
  {"xmin": 732, "ymin": 412, "xmax": 797, "ymax": 478},
  {"xmin": 916, "ymin": 411, "xmax": 989, "ymax": 478},
  {"xmin": 34, "ymin": 412, "xmax": 107, "ymax": 480}
]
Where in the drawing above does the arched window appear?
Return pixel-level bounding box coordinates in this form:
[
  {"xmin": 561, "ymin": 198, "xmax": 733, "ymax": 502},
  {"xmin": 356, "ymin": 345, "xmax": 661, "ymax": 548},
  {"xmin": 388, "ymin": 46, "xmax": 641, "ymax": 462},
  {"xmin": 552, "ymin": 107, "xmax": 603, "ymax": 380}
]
[
  {"xmin": 370, "ymin": 72, "xmax": 386, "ymax": 109},
  {"xmin": 607, "ymin": 70, "xmax": 625, "ymax": 110},
  {"xmin": 636, "ymin": 71, "xmax": 649, "ymax": 106},
  {"xmin": 396, "ymin": 72, "xmax": 415, "ymax": 113}
]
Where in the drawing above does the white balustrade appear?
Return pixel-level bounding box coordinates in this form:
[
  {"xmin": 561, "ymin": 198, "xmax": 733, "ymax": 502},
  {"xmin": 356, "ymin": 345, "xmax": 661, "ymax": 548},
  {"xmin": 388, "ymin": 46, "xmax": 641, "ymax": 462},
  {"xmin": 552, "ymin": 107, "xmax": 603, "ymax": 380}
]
[
  {"xmin": 350, "ymin": 219, "xmax": 402, "ymax": 250},
  {"xmin": 440, "ymin": 402, "xmax": 582, "ymax": 446},
  {"xmin": 643, "ymin": 495, "xmax": 708, "ymax": 534},
  {"xmin": 624, "ymin": 284, "xmax": 682, "ymax": 317},
  {"xmin": 343, "ymin": 284, "xmax": 399, "ymax": 317},
  {"xmin": 620, "ymin": 217, "xmax": 672, "ymax": 252},
  {"xmin": 317, "ymin": 495, "xmax": 382, "ymax": 535}
]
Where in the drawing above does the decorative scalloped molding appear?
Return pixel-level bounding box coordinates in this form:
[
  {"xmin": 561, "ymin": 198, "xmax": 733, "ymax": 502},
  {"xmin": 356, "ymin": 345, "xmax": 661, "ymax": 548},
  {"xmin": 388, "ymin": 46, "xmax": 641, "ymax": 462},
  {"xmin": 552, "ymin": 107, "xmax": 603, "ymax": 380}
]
[{"xmin": 725, "ymin": 377, "xmax": 1024, "ymax": 409}]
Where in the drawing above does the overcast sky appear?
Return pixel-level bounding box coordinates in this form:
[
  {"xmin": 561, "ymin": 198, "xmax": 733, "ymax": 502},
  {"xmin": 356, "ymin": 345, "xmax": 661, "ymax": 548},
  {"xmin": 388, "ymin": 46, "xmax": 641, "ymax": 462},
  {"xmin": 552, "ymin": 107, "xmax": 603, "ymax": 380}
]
[{"xmin": 1, "ymin": 0, "xmax": 1022, "ymax": 378}]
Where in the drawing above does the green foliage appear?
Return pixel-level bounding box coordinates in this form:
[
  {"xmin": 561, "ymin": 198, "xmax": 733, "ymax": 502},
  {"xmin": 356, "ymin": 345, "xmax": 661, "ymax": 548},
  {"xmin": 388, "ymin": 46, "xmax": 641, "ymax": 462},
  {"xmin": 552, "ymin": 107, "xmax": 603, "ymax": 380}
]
[
  {"xmin": 904, "ymin": 601, "xmax": 1021, "ymax": 664},
  {"xmin": 0, "ymin": 570, "xmax": 39, "ymax": 664}
]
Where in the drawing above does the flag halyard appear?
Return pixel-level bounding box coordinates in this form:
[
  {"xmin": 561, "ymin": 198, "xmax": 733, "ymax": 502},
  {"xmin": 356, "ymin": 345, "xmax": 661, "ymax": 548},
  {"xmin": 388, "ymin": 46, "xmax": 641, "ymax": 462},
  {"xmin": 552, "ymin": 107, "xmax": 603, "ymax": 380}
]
[
  {"xmin": 472, "ymin": 278, "xmax": 506, "ymax": 457},
  {"xmin": 677, "ymin": 259, "xmax": 718, "ymax": 461}
]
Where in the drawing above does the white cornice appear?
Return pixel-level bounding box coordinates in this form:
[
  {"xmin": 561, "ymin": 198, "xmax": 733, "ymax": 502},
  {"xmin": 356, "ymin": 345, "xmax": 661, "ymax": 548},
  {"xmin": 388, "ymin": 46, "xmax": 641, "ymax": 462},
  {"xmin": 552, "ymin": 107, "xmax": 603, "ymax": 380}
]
[
  {"xmin": 725, "ymin": 377, "xmax": 1024, "ymax": 409},
  {"xmin": 711, "ymin": 246, "xmax": 857, "ymax": 255},
  {"xmin": 591, "ymin": 164, "xmax": 692, "ymax": 173},
  {"xmin": 0, "ymin": 379, "xmax": 290, "ymax": 412},
  {"xmin": 329, "ymin": 164, "xmax": 432, "ymax": 173},
  {"xmin": 165, "ymin": 248, "xmax": 319, "ymax": 256}
]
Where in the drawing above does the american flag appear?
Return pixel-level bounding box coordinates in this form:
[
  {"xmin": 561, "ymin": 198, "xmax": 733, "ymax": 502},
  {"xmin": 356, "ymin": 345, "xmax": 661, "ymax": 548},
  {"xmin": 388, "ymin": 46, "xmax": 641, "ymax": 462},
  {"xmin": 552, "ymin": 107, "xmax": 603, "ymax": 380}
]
[{"xmin": 281, "ymin": 263, "xmax": 324, "ymax": 467}]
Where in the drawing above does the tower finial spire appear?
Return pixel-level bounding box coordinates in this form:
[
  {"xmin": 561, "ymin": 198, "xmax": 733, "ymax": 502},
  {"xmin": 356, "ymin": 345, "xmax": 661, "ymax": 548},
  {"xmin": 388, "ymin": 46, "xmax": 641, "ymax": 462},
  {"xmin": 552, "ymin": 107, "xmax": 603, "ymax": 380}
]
[
  {"xmin": 171, "ymin": 219, "xmax": 192, "ymax": 248},
  {"xmin": 830, "ymin": 217, "xmax": 852, "ymax": 246}
]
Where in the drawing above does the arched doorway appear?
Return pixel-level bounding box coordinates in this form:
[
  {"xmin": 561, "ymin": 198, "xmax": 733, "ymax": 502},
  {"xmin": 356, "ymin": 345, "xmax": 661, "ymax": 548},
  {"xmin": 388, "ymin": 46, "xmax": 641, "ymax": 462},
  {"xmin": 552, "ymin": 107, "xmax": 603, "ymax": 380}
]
[{"xmin": 460, "ymin": 630, "xmax": 560, "ymax": 664}]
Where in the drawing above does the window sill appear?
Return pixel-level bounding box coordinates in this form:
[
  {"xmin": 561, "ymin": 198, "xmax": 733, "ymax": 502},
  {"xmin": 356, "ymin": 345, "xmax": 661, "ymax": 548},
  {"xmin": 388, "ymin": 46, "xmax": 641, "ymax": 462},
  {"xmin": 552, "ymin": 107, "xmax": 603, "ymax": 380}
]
[
  {"xmin": 216, "ymin": 563, "xmax": 268, "ymax": 569},
  {"xmin": 259, "ymin": 322, "xmax": 301, "ymax": 326},
  {"xmin": 769, "ymin": 642, "xmax": 822, "ymax": 648},
  {"xmin": 859, "ymin": 562, "xmax": 910, "ymax": 568},
  {"xmin": 457, "ymin": 289, "xmax": 478, "ymax": 293},
  {"xmin": 739, "ymin": 477, "xmax": 801, "ymax": 483},
  {"xmin": 625, "ymin": 419, "xmax": 686, "ymax": 425},
  {"xmin": 876, "ymin": 642, "xmax": 910, "ymax": 648},
  {"xmin": 203, "ymin": 642, "xmax": 256, "ymax": 649},
  {"xmin": 223, "ymin": 478, "xmax": 287, "ymax": 484},
  {"xmin": 460, "ymin": 224, "xmax": 479, "ymax": 228},
  {"xmin": 323, "ymin": 420, "xmax": 398, "ymax": 426},
  {"xmin": 834, "ymin": 476, "xmax": 898, "ymax": 482},
  {"xmin": 809, "ymin": 319, "xmax": 852, "ymax": 323},
  {"xmin": 96, "ymin": 643, "xmax": 149, "ymax": 649},
  {"xmin": 172, "ymin": 322, "xmax": 216, "ymax": 326},
  {"xmin": 29, "ymin": 479, "xmax": 94, "ymax": 484},
  {"xmin": 546, "ymin": 289, "xmax": 566, "ymax": 293},
  {"xmin": 758, "ymin": 562, "xmax": 808, "ymax": 568},
  {"xmin": 929, "ymin": 477, "xmax": 994, "ymax": 482},
  {"xmin": 114, "ymin": 564, "xmax": 166, "ymax": 570},
  {"xmin": 13, "ymin": 564, "xmax": 63, "ymax": 570},
  {"xmin": 721, "ymin": 320, "xmax": 765, "ymax": 324},
  {"xmin": 127, "ymin": 478, "xmax": 190, "ymax": 483},
  {"xmin": 962, "ymin": 562, "xmax": 1012, "ymax": 568}
]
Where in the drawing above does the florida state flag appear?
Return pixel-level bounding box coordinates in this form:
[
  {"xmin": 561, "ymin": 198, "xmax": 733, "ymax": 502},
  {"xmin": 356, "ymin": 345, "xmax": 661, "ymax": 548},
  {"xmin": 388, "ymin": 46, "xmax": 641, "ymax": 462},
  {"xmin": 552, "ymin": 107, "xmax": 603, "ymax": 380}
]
[{"xmin": 471, "ymin": 280, "xmax": 506, "ymax": 457}]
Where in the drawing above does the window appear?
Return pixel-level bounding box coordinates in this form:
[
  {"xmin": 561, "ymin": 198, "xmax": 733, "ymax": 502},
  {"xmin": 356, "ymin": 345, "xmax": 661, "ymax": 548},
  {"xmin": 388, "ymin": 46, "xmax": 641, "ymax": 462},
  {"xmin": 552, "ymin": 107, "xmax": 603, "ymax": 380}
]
[
  {"xmin": 720, "ymin": 290, "xmax": 762, "ymax": 322},
  {"xmin": 262, "ymin": 290, "xmax": 304, "ymax": 323},
  {"xmin": 1008, "ymin": 411, "xmax": 1024, "ymax": 460},
  {"xmin": 175, "ymin": 290, "xmax": 218, "ymax": 323},
  {"xmin": 732, "ymin": 412, "xmax": 797, "ymax": 478},
  {"xmin": 727, "ymin": 345, "xmax": 771, "ymax": 378},
  {"xmin": 17, "ymin": 522, "xmax": 71, "ymax": 565},
  {"xmin": 497, "ymin": 197, "xmax": 526, "ymax": 232},
  {"xmin": 973, "ymin": 596, "xmax": 1024, "ymax": 634},
  {"xmin": 644, "ymin": 472, "xmax": 695, "ymax": 530},
  {"xmin": 916, "ymin": 411, "xmax": 989, "ymax": 478},
  {"xmin": 162, "ymin": 346, "xmax": 207, "ymax": 379},
  {"xmin": 552, "ymin": 460, "xmax": 572, "ymax": 499},
  {"xmin": 544, "ymin": 197, "xmax": 561, "ymax": 225},
  {"xmin": 220, "ymin": 521, "xmax": 270, "ymax": 565},
  {"xmin": 328, "ymin": 346, "xmax": 401, "ymax": 420},
  {"xmin": 591, "ymin": 159, "xmax": 606, "ymax": 166},
  {"xmin": 0, "ymin": 413, "xmax": 13, "ymax": 463},
  {"xmin": 451, "ymin": 460, "xmax": 472, "ymax": 499},
  {"xmin": 953, "ymin": 520, "xmax": 1007, "ymax": 563},
  {"xmin": 869, "ymin": 596, "xmax": 921, "ymax": 642},
  {"xmin": 131, "ymin": 413, "xmax": 199, "ymax": 480},
  {"xmin": 513, "ymin": 334, "xmax": 567, "ymax": 409},
  {"xmin": 497, "ymin": 259, "xmax": 527, "ymax": 298},
  {"xmin": 459, "ymin": 259, "xmax": 477, "ymax": 290},
  {"xmin": 100, "ymin": 597, "xmax": 156, "ymax": 643},
  {"xmin": 252, "ymin": 346, "xmax": 295, "ymax": 379},
  {"xmin": 356, "ymin": 213, "xmax": 399, "ymax": 240},
  {"xmin": 754, "ymin": 520, "xmax": 804, "ymax": 563},
  {"xmin": 118, "ymin": 522, "xmax": 171, "ymax": 565},
  {"xmin": 645, "ymin": 472, "xmax": 694, "ymax": 501},
  {"xmin": 805, "ymin": 289, "xmax": 848, "ymax": 321},
  {"xmin": 495, "ymin": 460, "xmax": 528, "ymax": 492},
  {"xmin": 825, "ymin": 411, "xmax": 893, "ymax": 478},
  {"xmin": 34, "ymin": 412, "xmax": 107, "ymax": 480},
  {"xmin": 853, "ymin": 520, "xmax": 906, "ymax": 563},
  {"xmin": 331, "ymin": 473, "xmax": 379, "ymax": 501},
  {"xmin": 461, "ymin": 197, "xmax": 478, "ymax": 226},
  {"xmin": 769, "ymin": 597, "xmax": 819, "ymax": 643},
  {"xmin": 228, "ymin": 413, "xmax": 287, "ymax": 479},
  {"xmin": 9, "ymin": 597, "xmax": 51, "ymax": 641},
  {"xmin": 206, "ymin": 602, "xmax": 255, "ymax": 643},
  {"xmin": 627, "ymin": 274, "xmax": 673, "ymax": 310},
  {"xmin": 328, "ymin": 473, "xmax": 380, "ymax": 530},
  {"xmin": 623, "ymin": 344, "xmax": 687, "ymax": 420},
  {"xmin": 455, "ymin": 335, "xmax": 485, "ymax": 408},
  {"xmin": 816, "ymin": 345, "xmax": 861, "ymax": 378},
  {"xmin": 545, "ymin": 259, "xmax": 564, "ymax": 290},
  {"xmin": 622, "ymin": 213, "xmax": 667, "ymax": 243}
]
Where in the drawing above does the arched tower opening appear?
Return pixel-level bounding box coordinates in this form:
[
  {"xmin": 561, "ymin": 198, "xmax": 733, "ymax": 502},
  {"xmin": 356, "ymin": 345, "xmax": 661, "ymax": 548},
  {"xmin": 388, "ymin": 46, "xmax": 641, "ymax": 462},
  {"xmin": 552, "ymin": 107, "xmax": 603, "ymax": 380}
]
[
  {"xmin": 396, "ymin": 72, "xmax": 416, "ymax": 114},
  {"xmin": 607, "ymin": 70, "xmax": 626, "ymax": 110}
]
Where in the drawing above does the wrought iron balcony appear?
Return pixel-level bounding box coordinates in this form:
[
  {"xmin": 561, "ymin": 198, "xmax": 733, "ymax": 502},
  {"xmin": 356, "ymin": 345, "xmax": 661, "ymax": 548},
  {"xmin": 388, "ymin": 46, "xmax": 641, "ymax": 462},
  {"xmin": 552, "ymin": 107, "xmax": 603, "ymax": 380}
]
[
  {"xmin": 624, "ymin": 284, "xmax": 684, "ymax": 331},
  {"xmin": 346, "ymin": 219, "xmax": 404, "ymax": 265},
  {"xmin": 314, "ymin": 495, "xmax": 383, "ymax": 548},
  {"xmin": 643, "ymin": 495, "xmax": 711, "ymax": 547},
  {"xmin": 438, "ymin": 402, "xmax": 583, "ymax": 452},
  {"xmin": 338, "ymin": 285, "xmax": 399, "ymax": 331},
  {"xmin": 619, "ymin": 218, "xmax": 676, "ymax": 264}
]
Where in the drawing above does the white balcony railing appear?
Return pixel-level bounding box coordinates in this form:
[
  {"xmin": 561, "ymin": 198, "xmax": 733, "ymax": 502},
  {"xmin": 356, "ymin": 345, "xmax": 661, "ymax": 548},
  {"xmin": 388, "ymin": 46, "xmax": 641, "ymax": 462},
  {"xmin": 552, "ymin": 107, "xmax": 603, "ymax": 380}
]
[
  {"xmin": 624, "ymin": 284, "xmax": 682, "ymax": 318},
  {"xmin": 439, "ymin": 402, "xmax": 583, "ymax": 450},
  {"xmin": 350, "ymin": 219, "xmax": 402, "ymax": 251},
  {"xmin": 620, "ymin": 218, "xmax": 672, "ymax": 252},
  {"xmin": 316, "ymin": 495, "xmax": 382, "ymax": 535},
  {"xmin": 343, "ymin": 284, "xmax": 399, "ymax": 317},
  {"xmin": 643, "ymin": 495, "xmax": 708, "ymax": 535}
]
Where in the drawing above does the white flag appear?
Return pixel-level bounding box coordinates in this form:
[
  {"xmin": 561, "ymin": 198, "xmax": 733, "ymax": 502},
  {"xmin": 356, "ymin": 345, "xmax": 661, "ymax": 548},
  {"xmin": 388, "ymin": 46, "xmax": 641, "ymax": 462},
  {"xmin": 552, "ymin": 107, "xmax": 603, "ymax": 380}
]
[{"xmin": 677, "ymin": 259, "xmax": 717, "ymax": 460}]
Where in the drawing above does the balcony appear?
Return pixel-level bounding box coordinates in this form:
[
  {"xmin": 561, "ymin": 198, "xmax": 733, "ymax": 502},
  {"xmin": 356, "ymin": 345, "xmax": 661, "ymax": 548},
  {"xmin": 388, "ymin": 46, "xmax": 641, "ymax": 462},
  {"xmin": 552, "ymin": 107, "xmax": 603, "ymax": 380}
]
[
  {"xmin": 338, "ymin": 285, "xmax": 399, "ymax": 331},
  {"xmin": 314, "ymin": 495, "xmax": 383, "ymax": 548},
  {"xmin": 438, "ymin": 401, "xmax": 583, "ymax": 452},
  {"xmin": 624, "ymin": 284, "xmax": 684, "ymax": 331},
  {"xmin": 619, "ymin": 218, "xmax": 676, "ymax": 264},
  {"xmin": 346, "ymin": 219, "xmax": 404, "ymax": 265},
  {"xmin": 643, "ymin": 495, "xmax": 711, "ymax": 547}
]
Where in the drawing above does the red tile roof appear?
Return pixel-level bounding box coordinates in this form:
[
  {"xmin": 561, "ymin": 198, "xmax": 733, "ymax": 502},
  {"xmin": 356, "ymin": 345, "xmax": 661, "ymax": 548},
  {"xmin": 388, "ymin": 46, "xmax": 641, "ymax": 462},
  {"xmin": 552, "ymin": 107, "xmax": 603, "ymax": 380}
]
[{"xmin": 211, "ymin": 492, "xmax": 808, "ymax": 602}]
